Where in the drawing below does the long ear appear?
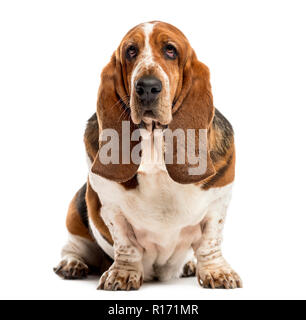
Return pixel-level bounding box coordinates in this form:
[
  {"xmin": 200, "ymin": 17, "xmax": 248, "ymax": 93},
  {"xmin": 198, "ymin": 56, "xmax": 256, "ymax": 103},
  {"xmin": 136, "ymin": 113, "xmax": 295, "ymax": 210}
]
[
  {"xmin": 91, "ymin": 53, "xmax": 140, "ymax": 182},
  {"xmin": 165, "ymin": 51, "xmax": 216, "ymax": 184}
]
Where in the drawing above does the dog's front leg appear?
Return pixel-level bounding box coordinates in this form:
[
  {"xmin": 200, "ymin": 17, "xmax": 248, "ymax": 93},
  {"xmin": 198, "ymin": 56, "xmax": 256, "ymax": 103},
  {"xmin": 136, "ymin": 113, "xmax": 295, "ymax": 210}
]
[
  {"xmin": 193, "ymin": 195, "xmax": 242, "ymax": 289},
  {"xmin": 97, "ymin": 205, "xmax": 144, "ymax": 291}
]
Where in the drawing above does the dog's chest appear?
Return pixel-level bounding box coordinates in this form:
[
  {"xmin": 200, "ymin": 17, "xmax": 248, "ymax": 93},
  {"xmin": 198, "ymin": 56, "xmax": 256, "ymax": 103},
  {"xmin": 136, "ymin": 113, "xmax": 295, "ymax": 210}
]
[
  {"xmin": 125, "ymin": 170, "xmax": 211, "ymax": 231},
  {"xmin": 89, "ymin": 132, "xmax": 226, "ymax": 233},
  {"xmin": 90, "ymin": 163, "xmax": 224, "ymax": 234}
]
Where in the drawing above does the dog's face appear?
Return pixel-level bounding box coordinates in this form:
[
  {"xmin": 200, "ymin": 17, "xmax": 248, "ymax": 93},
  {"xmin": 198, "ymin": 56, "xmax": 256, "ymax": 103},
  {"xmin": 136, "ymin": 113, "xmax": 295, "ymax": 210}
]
[{"xmin": 117, "ymin": 22, "xmax": 191, "ymax": 129}]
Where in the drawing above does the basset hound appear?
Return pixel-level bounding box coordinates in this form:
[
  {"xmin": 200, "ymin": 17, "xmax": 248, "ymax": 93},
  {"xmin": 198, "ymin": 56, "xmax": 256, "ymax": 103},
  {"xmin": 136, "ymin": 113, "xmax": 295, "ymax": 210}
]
[{"xmin": 54, "ymin": 21, "xmax": 242, "ymax": 290}]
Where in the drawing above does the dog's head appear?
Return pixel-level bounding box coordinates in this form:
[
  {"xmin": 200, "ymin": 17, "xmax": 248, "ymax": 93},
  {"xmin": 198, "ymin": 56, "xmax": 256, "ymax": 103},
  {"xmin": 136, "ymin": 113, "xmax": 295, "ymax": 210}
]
[
  {"xmin": 92, "ymin": 22, "xmax": 216, "ymax": 184},
  {"xmin": 122, "ymin": 22, "xmax": 191, "ymax": 128}
]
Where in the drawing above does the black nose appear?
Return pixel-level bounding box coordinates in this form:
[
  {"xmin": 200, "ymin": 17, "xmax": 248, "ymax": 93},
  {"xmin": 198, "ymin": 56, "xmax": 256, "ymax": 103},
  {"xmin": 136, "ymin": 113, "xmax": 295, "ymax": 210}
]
[{"xmin": 135, "ymin": 76, "xmax": 162, "ymax": 106}]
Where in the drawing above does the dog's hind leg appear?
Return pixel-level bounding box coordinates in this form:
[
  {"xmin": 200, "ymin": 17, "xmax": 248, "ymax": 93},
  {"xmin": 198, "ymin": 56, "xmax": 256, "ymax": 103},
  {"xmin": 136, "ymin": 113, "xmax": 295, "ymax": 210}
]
[{"xmin": 54, "ymin": 184, "xmax": 112, "ymax": 280}]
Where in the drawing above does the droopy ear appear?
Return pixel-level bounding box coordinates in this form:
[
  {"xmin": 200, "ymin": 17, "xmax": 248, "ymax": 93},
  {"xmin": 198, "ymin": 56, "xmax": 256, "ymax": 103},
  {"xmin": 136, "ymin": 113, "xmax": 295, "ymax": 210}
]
[
  {"xmin": 91, "ymin": 53, "xmax": 140, "ymax": 182},
  {"xmin": 165, "ymin": 51, "xmax": 216, "ymax": 184}
]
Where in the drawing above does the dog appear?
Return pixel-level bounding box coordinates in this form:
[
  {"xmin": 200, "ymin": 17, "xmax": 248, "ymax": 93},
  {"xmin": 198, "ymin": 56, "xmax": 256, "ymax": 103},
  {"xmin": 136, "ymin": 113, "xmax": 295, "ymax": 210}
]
[{"xmin": 54, "ymin": 21, "xmax": 242, "ymax": 290}]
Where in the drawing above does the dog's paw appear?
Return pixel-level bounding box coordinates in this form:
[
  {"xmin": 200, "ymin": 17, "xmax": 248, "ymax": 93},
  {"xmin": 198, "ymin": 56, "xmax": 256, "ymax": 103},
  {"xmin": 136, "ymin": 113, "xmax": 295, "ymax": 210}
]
[
  {"xmin": 182, "ymin": 260, "xmax": 196, "ymax": 277},
  {"xmin": 97, "ymin": 267, "xmax": 143, "ymax": 291},
  {"xmin": 197, "ymin": 264, "xmax": 242, "ymax": 289},
  {"xmin": 53, "ymin": 257, "xmax": 89, "ymax": 280}
]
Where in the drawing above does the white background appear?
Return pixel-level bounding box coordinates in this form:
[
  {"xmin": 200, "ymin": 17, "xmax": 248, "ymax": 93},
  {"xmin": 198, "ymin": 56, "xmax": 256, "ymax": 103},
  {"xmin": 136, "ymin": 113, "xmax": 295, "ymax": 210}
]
[{"xmin": 0, "ymin": 0, "xmax": 306, "ymax": 300}]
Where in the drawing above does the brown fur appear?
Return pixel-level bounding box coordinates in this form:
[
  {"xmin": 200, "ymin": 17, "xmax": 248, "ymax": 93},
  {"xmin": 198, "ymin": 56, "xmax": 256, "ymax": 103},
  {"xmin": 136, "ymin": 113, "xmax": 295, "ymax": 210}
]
[
  {"xmin": 166, "ymin": 51, "xmax": 216, "ymax": 184},
  {"xmin": 91, "ymin": 53, "xmax": 140, "ymax": 182},
  {"xmin": 84, "ymin": 113, "xmax": 139, "ymax": 190},
  {"xmin": 202, "ymin": 145, "xmax": 235, "ymax": 190},
  {"xmin": 66, "ymin": 190, "xmax": 93, "ymax": 242}
]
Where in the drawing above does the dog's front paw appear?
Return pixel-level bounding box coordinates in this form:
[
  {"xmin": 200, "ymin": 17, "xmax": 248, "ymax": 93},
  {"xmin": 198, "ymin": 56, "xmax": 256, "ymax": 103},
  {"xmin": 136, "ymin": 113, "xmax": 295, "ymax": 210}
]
[
  {"xmin": 197, "ymin": 263, "xmax": 242, "ymax": 289},
  {"xmin": 53, "ymin": 256, "xmax": 89, "ymax": 280},
  {"xmin": 97, "ymin": 264, "xmax": 143, "ymax": 291}
]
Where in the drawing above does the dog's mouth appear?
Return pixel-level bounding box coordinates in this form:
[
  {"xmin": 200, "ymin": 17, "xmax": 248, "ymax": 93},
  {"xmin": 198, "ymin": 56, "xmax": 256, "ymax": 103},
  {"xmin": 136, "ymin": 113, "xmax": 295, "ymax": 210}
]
[
  {"xmin": 143, "ymin": 110, "xmax": 155, "ymax": 119},
  {"xmin": 139, "ymin": 118, "xmax": 168, "ymax": 133},
  {"xmin": 137, "ymin": 109, "xmax": 168, "ymax": 133}
]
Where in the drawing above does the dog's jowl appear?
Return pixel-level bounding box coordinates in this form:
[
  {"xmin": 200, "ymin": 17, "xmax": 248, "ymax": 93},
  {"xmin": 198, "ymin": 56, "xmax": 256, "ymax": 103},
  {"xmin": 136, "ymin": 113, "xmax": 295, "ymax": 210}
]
[{"xmin": 54, "ymin": 21, "xmax": 242, "ymax": 290}]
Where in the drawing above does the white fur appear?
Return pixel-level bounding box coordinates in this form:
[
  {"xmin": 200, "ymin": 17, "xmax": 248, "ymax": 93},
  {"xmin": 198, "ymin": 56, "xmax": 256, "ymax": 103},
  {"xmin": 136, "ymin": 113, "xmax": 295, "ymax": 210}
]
[
  {"xmin": 131, "ymin": 23, "xmax": 155, "ymax": 86},
  {"xmin": 130, "ymin": 22, "xmax": 171, "ymax": 120},
  {"xmin": 88, "ymin": 132, "xmax": 233, "ymax": 281}
]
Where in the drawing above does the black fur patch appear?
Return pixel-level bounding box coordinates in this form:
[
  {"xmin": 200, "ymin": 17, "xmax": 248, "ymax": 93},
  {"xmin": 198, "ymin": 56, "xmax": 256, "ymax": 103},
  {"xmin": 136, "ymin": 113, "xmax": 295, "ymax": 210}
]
[
  {"xmin": 202, "ymin": 109, "xmax": 234, "ymax": 189},
  {"xmin": 202, "ymin": 153, "xmax": 234, "ymax": 190},
  {"xmin": 210, "ymin": 108, "xmax": 234, "ymax": 162},
  {"xmin": 76, "ymin": 183, "xmax": 89, "ymax": 228}
]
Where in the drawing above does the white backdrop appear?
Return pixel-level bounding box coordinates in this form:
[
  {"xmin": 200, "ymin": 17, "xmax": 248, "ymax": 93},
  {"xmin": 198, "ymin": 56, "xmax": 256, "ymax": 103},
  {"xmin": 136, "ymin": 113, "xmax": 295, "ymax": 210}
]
[{"xmin": 1, "ymin": 0, "xmax": 306, "ymax": 300}]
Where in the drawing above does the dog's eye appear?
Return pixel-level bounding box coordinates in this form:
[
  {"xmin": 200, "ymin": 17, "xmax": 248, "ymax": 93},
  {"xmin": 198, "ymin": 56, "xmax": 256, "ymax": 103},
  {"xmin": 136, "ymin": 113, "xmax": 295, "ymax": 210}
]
[
  {"xmin": 164, "ymin": 44, "xmax": 177, "ymax": 59},
  {"xmin": 126, "ymin": 45, "xmax": 138, "ymax": 59}
]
